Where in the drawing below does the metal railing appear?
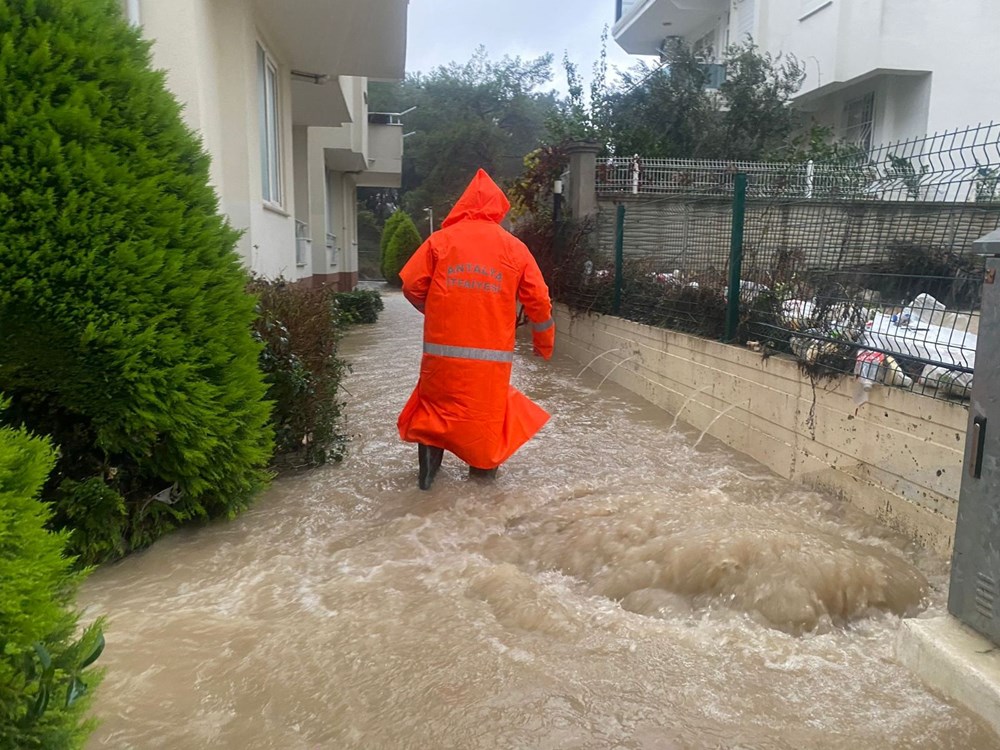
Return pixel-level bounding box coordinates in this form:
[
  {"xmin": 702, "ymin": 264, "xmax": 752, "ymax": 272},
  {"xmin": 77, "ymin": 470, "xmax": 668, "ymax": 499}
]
[
  {"xmin": 368, "ymin": 108, "xmax": 414, "ymax": 126},
  {"xmin": 295, "ymin": 219, "xmax": 311, "ymax": 267},
  {"xmin": 597, "ymin": 157, "xmax": 864, "ymax": 199},
  {"xmin": 596, "ymin": 123, "xmax": 1000, "ymax": 203},
  {"xmin": 325, "ymin": 232, "xmax": 337, "ymax": 267}
]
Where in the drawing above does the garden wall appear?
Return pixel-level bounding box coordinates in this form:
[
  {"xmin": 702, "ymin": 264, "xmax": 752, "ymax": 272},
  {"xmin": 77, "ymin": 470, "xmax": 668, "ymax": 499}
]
[
  {"xmin": 555, "ymin": 304, "xmax": 969, "ymax": 555},
  {"xmin": 596, "ymin": 196, "xmax": 1000, "ymax": 277}
]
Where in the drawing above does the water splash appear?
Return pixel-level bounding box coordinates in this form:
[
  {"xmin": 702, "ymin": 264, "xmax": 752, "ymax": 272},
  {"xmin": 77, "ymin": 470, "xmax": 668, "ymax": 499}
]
[
  {"xmin": 668, "ymin": 385, "xmax": 710, "ymax": 432},
  {"xmin": 596, "ymin": 356, "xmax": 636, "ymax": 390},
  {"xmin": 692, "ymin": 403, "xmax": 739, "ymax": 449},
  {"xmin": 575, "ymin": 348, "xmax": 621, "ymax": 379}
]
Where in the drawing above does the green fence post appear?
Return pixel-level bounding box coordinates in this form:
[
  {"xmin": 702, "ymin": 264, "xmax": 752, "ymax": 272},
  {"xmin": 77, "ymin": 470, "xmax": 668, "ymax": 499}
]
[
  {"xmin": 613, "ymin": 203, "xmax": 625, "ymax": 315},
  {"xmin": 724, "ymin": 173, "xmax": 748, "ymax": 342}
]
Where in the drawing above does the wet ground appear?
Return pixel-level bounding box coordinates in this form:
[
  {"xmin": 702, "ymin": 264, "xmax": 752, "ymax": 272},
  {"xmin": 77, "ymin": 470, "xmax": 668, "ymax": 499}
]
[{"xmin": 79, "ymin": 291, "xmax": 997, "ymax": 749}]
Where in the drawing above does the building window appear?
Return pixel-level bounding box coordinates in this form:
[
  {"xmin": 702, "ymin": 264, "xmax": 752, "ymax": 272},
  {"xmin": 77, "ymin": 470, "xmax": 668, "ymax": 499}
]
[
  {"xmin": 694, "ymin": 29, "xmax": 716, "ymax": 61},
  {"xmin": 844, "ymin": 92, "xmax": 876, "ymax": 154},
  {"xmin": 258, "ymin": 43, "xmax": 282, "ymax": 206},
  {"xmin": 615, "ymin": 0, "xmax": 637, "ymax": 22}
]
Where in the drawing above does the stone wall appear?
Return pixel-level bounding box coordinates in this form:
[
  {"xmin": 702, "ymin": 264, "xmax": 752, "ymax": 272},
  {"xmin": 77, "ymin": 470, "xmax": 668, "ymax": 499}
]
[{"xmin": 595, "ymin": 195, "xmax": 1000, "ymax": 284}]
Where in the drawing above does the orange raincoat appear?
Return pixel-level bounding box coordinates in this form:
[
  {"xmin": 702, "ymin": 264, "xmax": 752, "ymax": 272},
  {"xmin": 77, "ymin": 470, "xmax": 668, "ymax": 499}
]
[{"xmin": 397, "ymin": 169, "xmax": 555, "ymax": 470}]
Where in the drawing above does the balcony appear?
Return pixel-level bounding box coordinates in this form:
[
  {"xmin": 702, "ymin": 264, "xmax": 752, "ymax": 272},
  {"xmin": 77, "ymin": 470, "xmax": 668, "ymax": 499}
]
[
  {"xmin": 253, "ymin": 0, "xmax": 407, "ymax": 80},
  {"xmin": 357, "ymin": 115, "xmax": 404, "ymax": 188},
  {"xmin": 318, "ymin": 122, "xmax": 367, "ymax": 173},
  {"xmin": 613, "ymin": 0, "xmax": 728, "ymax": 55},
  {"xmin": 292, "ymin": 75, "xmax": 351, "ymax": 128}
]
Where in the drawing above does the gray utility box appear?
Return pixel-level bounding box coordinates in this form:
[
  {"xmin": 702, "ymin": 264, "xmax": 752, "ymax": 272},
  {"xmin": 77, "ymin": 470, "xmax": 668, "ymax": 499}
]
[{"xmin": 948, "ymin": 228, "xmax": 1000, "ymax": 645}]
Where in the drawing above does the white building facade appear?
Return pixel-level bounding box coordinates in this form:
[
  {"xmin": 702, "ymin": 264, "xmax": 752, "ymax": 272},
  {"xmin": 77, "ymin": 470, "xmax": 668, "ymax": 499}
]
[
  {"xmin": 613, "ymin": 0, "xmax": 1000, "ymax": 149},
  {"xmin": 124, "ymin": 0, "xmax": 407, "ymax": 289}
]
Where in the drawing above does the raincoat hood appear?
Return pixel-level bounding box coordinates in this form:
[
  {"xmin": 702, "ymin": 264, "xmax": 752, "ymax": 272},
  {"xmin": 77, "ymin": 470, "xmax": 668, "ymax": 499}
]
[{"xmin": 441, "ymin": 169, "xmax": 511, "ymax": 228}]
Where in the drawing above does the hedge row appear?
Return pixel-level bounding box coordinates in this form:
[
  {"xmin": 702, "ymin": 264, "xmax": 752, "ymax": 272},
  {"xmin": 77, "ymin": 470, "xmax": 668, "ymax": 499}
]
[{"xmin": 0, "ymin": 412, "xmax": 104, "ymax": 750}]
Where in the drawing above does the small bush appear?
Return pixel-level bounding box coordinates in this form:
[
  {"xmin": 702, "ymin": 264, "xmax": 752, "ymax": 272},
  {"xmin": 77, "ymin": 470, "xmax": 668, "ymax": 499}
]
[
  {"xmin": 383, "ymin": 215, "xmax": 423, "ymax": 287},
  {"xmin": 250, "ymin": 279, "xmax": 349, "ymax": 467},
  {"xmin": 335, "ymin": 290, "xmax": 384, "ymax": 325},
  {"xmin": 0, "ymin": 0, "xmax": 273, "ymax": 564},
  {"xmin": 50, "ymin": 478, "xmax": 128, "ymax": 569},
  {"xmin": 0, "ymin": 414, "xmax": 104, "ymax": 750},
  {"xmin": 379, "ymin": 211, "xmax": 408, "ymax": 281}
]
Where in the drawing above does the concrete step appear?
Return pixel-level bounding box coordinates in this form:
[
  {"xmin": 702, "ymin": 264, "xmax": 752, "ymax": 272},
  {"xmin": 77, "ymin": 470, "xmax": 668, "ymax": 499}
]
[{"xmin": 896, "ymin": 615, "xmax": 1000, "ymax": 737}]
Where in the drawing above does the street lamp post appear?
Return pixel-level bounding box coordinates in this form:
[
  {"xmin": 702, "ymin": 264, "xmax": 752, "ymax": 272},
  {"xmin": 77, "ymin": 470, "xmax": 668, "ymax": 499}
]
[{"xmin": 423, "ymin": 207, "xmax": 434, "ymax": 234}]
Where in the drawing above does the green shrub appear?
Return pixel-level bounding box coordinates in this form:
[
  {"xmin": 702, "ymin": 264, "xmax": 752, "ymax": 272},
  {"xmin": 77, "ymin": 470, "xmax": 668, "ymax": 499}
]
[
  {"xmin": 250, "ymin": 279, "xmax": 349, "ymax": 467},
  {"xmin": 383, "ymin": 214, "xmax": 422, "ymax": 287},
  {"xmin": 0, "ymin": 414, "xmax": 104, "ymax": 750},
  {"xmin": 0, "ymin": 0, "xmax": 273, "ymax": 562},
  {"xmin": 50, "ymin": 478, "xmax": 127, "ymax": 569},
  {"xmin": 335, "ymin": 290, "xmax": 384, "ymax": 325},
  {"xmin": 379, "ymin": 210, "xmax": 408, "ymax": 281}
]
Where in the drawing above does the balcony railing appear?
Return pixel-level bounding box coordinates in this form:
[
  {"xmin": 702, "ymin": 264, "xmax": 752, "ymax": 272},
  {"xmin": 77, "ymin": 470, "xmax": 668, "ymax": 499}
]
[
  {"xmin": 326, "ymin": 232, "xmax": 337, "ymax": 267},
  {"xmin": 368, "ymin": 107, "xmax": 415, "ymax": 126},
  {"xmin": 295, "ymin": 219, "xmax": 311, "ymax": 267}
]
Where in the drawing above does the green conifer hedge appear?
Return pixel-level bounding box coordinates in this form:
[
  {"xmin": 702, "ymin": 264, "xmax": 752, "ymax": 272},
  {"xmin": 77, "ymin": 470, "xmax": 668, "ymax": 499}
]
[
  {"xmin": 0, "ymin": 0, "xmax": 273, "ymax": 561},
  {"xmin": 383, "ymin": 214, "xmax": 423, "ymax": 287},
  {"xmin": 378, "ymin": 209, "xmax": 407, "ymax": 281},
  {"xmin": 0, "ymin": 413, "xmax": 104, "ymax": 749}
]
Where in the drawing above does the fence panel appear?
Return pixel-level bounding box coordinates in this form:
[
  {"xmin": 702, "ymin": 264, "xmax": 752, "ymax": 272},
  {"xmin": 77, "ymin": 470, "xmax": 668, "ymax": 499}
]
[
  {"xmin": 557, "ymin": 123, "xmax": 1000, "ymax": 402},
  {"xmin": 737, "ymin": 198, "xmax": 993, "ymax": 401}
]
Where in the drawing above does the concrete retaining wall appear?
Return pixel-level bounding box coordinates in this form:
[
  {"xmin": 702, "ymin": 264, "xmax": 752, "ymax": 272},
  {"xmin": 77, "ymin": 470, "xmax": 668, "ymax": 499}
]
[{"xmin": 555, "ymin": 304, "xmax": 968, "ymax": 555}]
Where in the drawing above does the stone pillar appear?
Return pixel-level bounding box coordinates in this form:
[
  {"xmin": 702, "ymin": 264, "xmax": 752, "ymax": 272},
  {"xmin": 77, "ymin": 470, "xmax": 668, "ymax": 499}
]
[{"xmin": 564, "ymin": 141, "xmax": 601, "ymax": 220}]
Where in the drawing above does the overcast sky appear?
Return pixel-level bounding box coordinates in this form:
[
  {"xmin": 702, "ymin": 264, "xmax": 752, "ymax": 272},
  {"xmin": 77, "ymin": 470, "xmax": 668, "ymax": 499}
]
[{"xmin": 405, "ymin": 0, "xmax": 652, "ymax": 94}]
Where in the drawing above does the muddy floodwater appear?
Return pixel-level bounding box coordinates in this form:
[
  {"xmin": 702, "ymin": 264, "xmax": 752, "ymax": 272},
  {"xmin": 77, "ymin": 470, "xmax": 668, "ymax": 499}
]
[{"xmin": 80, "ymin": 291, "xmax": 997, "ymax": 749}]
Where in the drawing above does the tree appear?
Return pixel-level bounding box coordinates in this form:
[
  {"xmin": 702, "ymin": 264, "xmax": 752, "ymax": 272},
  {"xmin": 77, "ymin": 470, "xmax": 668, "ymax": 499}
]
[
  {"xmin": 0, "ymin": 0, "xmax": 273, "ymax": 561},
  {"xmin": 546, "ymin": 39, "xmax": 807, "ymax": 162},
  {"xmin": 383, "ymin": 213, "xmax": 422, "ymax": 287},
  {"xmin": 379, "ymin": 209, "xmax": 409, "ymax": 281},
  {"xmin": 716, "ymin": 44, "xmax": 806, "ymax": 160},
  {"xmin": 546, "ymin": 27, "xmax": 615, "ymax": 146},
  {"xmin": 0, "ymin": 413, "xmax": 104, "ymax": 749},
  {"xmin": 603, "ymin": 42, "xmax": 717, "ymax": 159},
  {"xmin": 370, "ymin": 47, "xmax": 560, "ymax": 221}
]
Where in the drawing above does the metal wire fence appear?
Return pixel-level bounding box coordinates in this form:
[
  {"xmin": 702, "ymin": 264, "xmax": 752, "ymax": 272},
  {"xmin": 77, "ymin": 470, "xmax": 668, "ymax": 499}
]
[
  {"xmin": 597, "ymin": 122, "xmax": 1000, "ymax": 203},
  {"xmin": 557, "ymin": 123, "xmax": 1000, "ymax": 402}
]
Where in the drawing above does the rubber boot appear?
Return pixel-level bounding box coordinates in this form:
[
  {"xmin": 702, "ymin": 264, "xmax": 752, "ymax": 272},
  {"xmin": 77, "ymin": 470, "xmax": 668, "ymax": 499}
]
[
  {"xmin": 468, "ymin": 466, "xmax": 498, "ymax": 481},
  {"xmin": 418, "ymin": 444, "xmax": 444, "ymax": 490}
]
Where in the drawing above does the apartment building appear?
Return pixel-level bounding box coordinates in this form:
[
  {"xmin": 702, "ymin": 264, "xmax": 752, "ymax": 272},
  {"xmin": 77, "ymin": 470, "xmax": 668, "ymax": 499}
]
[
  {"xmin": 123, "ymin": 0, "xmax": 408, "ymax": 289},
  {"xmin": 613, "ymin": 0, "xmax": 1000, "ymax": 149}
]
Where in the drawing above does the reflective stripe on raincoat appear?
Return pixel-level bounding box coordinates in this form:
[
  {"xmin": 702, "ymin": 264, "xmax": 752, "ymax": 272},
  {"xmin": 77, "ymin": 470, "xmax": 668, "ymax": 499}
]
[{"xmin": 397, "ymin": 169, "xmax": 555, "ymax": 470}]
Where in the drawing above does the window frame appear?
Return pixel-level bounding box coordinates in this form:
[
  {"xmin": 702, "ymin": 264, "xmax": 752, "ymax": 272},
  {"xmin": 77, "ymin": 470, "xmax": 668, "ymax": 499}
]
[
  {"xmin": 843, "ymin": 91, "xmax": 876, "ymax": 155},
  {"xmin": 257, "ymin": 43, "xmax": 283, "ymax": 208}
]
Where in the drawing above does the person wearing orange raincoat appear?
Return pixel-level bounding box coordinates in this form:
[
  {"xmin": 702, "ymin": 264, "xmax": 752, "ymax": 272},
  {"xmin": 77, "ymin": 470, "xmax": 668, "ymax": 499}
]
[{"xmin": 397, "ymin": 169, "xmax": 555, "ymax": 490}]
